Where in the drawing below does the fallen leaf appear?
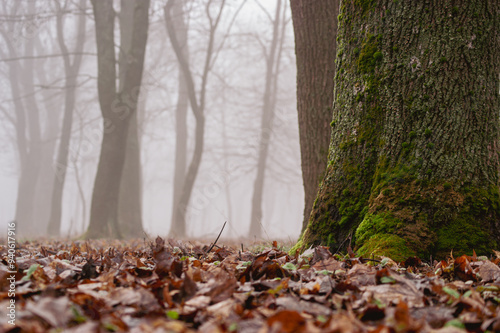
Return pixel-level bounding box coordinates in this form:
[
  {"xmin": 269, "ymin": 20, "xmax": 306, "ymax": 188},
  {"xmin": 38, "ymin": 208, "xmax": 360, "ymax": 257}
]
[
  {"xmin": 477, "ymin": 260, "xmax": 500, "ymax": 282},
  {"xmin": 25, "ymin": 296, "xmax": 73, "ymax": 327},
  {"xmin": 267, "ymin": 310, "xmax": 306, "ymax": 333}
]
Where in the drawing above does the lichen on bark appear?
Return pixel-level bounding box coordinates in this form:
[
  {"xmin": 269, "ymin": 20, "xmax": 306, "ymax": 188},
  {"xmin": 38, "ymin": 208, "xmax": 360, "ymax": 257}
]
[{"xmin": 293, "ymin": 0, "xmax": 500, "ymax": 260}]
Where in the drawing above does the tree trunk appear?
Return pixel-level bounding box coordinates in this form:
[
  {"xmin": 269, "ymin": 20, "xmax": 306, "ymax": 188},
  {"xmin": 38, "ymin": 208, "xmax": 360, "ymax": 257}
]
[
  {"xmin": 117, "ymin": 0, "xmax": 145, "ymax": 238},
  {"xmin": 164, "ymin": 0, "xmax": 225, "ymax": 237},
  {"xmin": 48, "ymin": 0, "xmax": 86, "ymax": 236},
  {"xmin": 118, "ymin": 110, "xmax": 145, "ymax": 237},
  {"xmin": 87, "ymin": 0, "xmax": 150, "ymax": 239},
  {"xmin": 11, "ymin": 1, "xmax": 43, "ymax": 238},
  {"xmin": 296, "ymin": 0, "xmax": 500, "ymax": 260},
  {"xmin": 290, "ymin": 0, "xmax": 339, "ymax": 232},
  {"xmin": 34, "ymin": 49, "xmax": 61, "ymax": 235},
  {"xmin": 167, "ymin": 0, "xmax": 189, "ymax": 238},
  {"xmin": 249, "ymin": 0, "xmax": 286, "ymax": 238}
]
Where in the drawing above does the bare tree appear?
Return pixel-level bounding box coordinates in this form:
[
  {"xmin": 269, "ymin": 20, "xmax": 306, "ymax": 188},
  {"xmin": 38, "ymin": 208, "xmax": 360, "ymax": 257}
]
[
  {"xmin": 164, "ymin": 0, "xmax": 226, "ymax": 237},
  {"xmin": 0, "ymin": 0, "xmax": 60, "ymax": 237},
  {"xmin": 164, "ymin": 0, "xmax": 189, "ymax": 238},
  {"xmin": 249, "ymin": 0, "xmax": 288, "ymax": 238},
  {"xmin": 47, "ymin": 0, "xmax": 87, "ymax": 236},
  {"xmin": 86, "ymin": 0, "xmax": 150, "ymax": 238}
]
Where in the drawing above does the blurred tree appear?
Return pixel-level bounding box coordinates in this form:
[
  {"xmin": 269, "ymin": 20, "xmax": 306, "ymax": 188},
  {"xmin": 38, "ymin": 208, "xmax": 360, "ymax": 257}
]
[
  {"xmin": 249, "ymin": 0, "xmax": 288, "ymax": 238},
  {"xmin": 87, "ymin": 0, "xmax": 150, "ymax": 238},
  {"xmin": 164, "ymin": 0, "xmax": 227, "ymax": 237},
  {"xmin": 290, "ymin": 0, "xmax": 339, "ymax": 232},
  {"xmin": 0, "ymin": 0, "xmax": 61, "ymax": 237},
  {"xmin": 295, "ymin": 0, "xmax": 500, "ymax": 260},
  {"xmin": 117, "ymin": 0, "xmax": 146, "ymax": 238},
  {"xmin": 164, "ymin": 0, "xmax": 189, "ymax": 238},
  {"xmin": 47, "ymin": 0, "xmax": 87, "ymax": 236}
]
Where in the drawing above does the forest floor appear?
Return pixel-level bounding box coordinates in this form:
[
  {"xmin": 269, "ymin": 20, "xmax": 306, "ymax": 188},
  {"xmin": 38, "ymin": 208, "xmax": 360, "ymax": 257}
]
[{"xmin": 0, "ymin": 237, "xmax": 499, "ymax": 333}]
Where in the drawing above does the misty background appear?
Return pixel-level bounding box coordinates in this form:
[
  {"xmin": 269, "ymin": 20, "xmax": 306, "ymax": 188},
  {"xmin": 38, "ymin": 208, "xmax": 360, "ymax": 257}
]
[{"xmin": 0, "ymin": 0, "xmax": 304, "ymax": 241}]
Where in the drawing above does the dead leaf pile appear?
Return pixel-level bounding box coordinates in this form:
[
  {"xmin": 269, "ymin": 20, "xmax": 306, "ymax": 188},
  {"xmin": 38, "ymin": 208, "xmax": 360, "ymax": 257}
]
[{"xmin": 0, "ymin": 238, "xmax": 499, "ymax": 332}]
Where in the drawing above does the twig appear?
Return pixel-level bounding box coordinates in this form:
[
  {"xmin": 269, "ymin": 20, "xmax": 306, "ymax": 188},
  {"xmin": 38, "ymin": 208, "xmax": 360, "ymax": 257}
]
[
  {"xmin": 204, "ymin": 221, "xmax": 227, "ymax": 257},
  {"xmin": 335, "ymin": 230, "xmax": 353, "ymax": 255},
  {"xmin": 358, "ymin": 258, "xmax": 381, "ymax": 263}
]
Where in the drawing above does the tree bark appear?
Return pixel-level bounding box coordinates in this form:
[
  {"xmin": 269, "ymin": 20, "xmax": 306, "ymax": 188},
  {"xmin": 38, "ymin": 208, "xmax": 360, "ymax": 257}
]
[
  {"xmin": 87, "ymin": 0, "xmax": 150, "ymax": 238},
  {"xmin": 290, "ymin": 0, "xmax": 339, "ymax": 232},
  {"xmin": 296, "ymin": 0, "xmax": 500, "ymax": 260},
  {"xmin": 48, "ymin": 0, "xmax": 86, "ymax": 236}
]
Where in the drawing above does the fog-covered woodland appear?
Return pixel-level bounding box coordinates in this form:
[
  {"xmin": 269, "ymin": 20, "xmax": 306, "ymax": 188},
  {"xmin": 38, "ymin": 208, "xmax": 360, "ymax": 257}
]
[{"xmin": 0, "ymin": 0, "xmax": 303, "ymax": 240}]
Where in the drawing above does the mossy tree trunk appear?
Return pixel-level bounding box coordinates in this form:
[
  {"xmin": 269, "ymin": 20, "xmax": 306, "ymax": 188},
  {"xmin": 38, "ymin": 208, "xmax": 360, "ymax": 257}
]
[
  {"xmin": 290, "ymin": 0, "xmax": 339, "ymax": 232},
  {"xmin": 296, "ymin": 0, "xmax": 500, "ymax": 260}
]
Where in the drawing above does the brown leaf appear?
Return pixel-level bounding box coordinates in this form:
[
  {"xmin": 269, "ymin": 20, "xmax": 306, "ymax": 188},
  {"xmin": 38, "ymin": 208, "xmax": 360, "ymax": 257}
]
[
  {"xmin": 109, "ymin": 287, "xmax": 161, "ymax": 312},
  {"xmin": 312, "ymin": 257, "xmax": 342, "ymax": 272},
  {"xmin": 267, "ymin": 310, "xmax": 306, "ymax": 333},
  {"xmin": 360, "ymin": 283, "xmax": 425, "ymax": 308},
  {"xmin": 25, "ymin": 297, "xmax": 73, "ymax": 327},
  {"xmin": 454, "ymin": 255, "xmax": 475, "ymax": 281},
  {"xmin": 403, "ymin": 256, "xmax": 422, "ymax": 268},
  {"xmin": 348, "ymin": 264, "xmax": 376, "ymax": 287},
  {"xmin": 477, "ymin": 260, "xmax": 500, "ymax": 282}
]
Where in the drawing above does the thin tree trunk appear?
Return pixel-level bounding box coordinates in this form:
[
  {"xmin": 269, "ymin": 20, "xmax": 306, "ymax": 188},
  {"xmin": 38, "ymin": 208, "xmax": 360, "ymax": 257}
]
[
  {"xmin": 290, "ymin": 0, "xmax": 339, "ymax": 232},
  {"xmin": 167, "ymin": 0, "xmax": 189, "ymax": 238},
  {"xmin": 48, "ymin": 0, "xmax": 86, "ymax": 235},
  {"xmin": 297, "ymin": 0, "xmax": 500, "ymax": 259},
  {"xmin": 249, "ymin": 0, "xmax": 286, "ymax": 238},
  {"xmin": 164, "ymin": 0, "xmax": 225, "ymax": 237}
]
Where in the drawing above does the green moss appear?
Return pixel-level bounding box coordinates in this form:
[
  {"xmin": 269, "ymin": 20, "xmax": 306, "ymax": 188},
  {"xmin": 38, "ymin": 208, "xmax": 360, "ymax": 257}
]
[
  {"xmin": 409, "ymin": 131, "xmax": 416, "ymax": 139},
  {"xmin": 435, "ymin": 186, "xmax": 499, "ymax": 256},
  {"xmin": 356, "ymin": 213, "xmax": 401, "ymax": 244},
  {"xmin": 356, "ymin": 36, "xmax": 380, "ymax": 73},
  {"xmin": 289, "ymin": 233, "xmax": 305, "ymax": 255},
  {"xmin": 357, "ymin": 234, "xmax": 415, "ymax": 261},
  {"xmin": 354, "ymin": 0, "xmax": 375, "ymax": 13},
  {"xmin": 435, "ymin": 218, "xmax": 491, "ymax": 256},
  {"xmin": 424, "ymin": 128, "xmax": 432, "ymax": 137}
]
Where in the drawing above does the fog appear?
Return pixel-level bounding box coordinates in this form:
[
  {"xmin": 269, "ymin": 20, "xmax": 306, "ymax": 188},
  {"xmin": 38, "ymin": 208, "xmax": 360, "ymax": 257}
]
[{"xmin": 0, "ymin": 0, "xmax": 303, "ymax": 241}]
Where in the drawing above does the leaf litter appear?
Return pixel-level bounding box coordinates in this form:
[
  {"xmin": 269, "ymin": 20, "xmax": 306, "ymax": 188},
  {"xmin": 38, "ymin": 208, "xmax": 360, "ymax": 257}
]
[{"xmin": 0, "ymin": 238, "xmax": 499, "ymax": 332}]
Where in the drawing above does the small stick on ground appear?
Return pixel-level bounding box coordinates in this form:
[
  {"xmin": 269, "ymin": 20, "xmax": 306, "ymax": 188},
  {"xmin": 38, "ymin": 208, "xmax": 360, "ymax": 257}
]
[{"xmin": 203, "ymin": 221, "xmax": 227, "ymax": 259}]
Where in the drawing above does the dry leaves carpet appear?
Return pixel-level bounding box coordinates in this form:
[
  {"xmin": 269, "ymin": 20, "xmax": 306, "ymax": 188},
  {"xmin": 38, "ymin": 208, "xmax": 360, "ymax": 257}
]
[{"xmin": 0, "ymin": 238, "xmax": 499, "ymax": 332}]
